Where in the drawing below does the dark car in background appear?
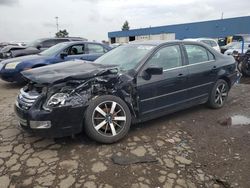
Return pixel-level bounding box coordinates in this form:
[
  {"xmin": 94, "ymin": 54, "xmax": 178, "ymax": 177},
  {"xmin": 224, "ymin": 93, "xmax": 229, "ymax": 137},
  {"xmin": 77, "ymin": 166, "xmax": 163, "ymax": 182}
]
[
  {"xmin": 0, "ymin": 42, "xmax": 26, "ymax": 51},
  {"xmin": 14, "ymin": 40, "xmax": 239, "ymax": 143},
  {"xmin": 0, "ymin": 41, "xmax": 111, "ymax": 83},
  {"xmin": 0, "ymin": 45, "xmax": 26, "ymax": 61},
  {"xmin": 1, "ymin": 37, "xmax": 86, "ymax": 60}
]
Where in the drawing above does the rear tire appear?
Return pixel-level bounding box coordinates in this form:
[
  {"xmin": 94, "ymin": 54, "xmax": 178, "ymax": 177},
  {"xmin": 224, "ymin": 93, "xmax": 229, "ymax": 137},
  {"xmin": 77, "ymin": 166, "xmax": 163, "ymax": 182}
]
[
  {"xmin": 207, "ymin": 79, "xmax": 229, "ymax": 109},
  {"xmin": 84, "ymin": 95, "xmax": 131, "ymax": 144}
]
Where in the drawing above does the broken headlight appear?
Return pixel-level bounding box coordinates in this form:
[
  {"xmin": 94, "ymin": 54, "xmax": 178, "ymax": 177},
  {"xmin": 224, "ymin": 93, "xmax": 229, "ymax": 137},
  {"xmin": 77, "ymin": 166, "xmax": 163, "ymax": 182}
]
[{"xmin": 46, "ymin": 93, "xmax": 69, "ymax": 108}]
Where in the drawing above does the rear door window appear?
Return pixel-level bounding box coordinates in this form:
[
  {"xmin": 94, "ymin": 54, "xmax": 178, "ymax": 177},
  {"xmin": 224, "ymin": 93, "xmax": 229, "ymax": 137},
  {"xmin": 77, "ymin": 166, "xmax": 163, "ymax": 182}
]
[
  {"xmin": 210, "ymin": 40, "xmax": 218, "ymax": 47},
  {"xmin": 185, "ymin": 45, "xmax": 214, "ymax": 64},
  {"xmin": 87, "ymin": 44, "xmax": 105, "ymax": 54}
]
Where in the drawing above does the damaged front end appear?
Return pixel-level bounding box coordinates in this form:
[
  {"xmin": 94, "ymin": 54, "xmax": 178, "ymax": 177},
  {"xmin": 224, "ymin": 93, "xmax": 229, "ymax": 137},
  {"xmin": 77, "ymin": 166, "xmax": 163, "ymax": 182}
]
[{"xmin": 15, "ymin": 66, "xmax": 138, "ymax": 138}]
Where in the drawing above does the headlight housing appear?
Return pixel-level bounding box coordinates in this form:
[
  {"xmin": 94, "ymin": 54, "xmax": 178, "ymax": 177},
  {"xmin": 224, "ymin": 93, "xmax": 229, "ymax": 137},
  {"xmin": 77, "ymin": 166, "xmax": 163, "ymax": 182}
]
[
  {"xmin": 5, "ymin": 61, "xmax": 21, "ymax": 69},
  {"xmin": 46, "ymin": 93, "xmax": 69, "ymax": 108},
  {"xmin": 5, "ymin": 52, "xmax": 11, "ymax": 57}
]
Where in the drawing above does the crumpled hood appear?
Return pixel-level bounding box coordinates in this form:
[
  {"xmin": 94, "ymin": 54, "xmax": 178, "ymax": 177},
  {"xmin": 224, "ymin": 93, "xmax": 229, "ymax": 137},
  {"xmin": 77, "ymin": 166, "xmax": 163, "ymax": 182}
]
[{"xmin": 21, "ymin": 60, "xmax": 118, "ymax": 85}]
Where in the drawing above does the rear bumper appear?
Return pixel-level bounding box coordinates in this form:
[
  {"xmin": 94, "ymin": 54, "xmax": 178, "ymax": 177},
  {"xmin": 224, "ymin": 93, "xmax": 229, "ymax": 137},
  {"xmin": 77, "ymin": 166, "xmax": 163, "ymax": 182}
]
[
  {"xmin": 14, "ymin": 102, "xmax": 87, "ymax": 138},
  {"xmin": 228, "ymin": 71, "xmax": 241, "ymax": 86}
]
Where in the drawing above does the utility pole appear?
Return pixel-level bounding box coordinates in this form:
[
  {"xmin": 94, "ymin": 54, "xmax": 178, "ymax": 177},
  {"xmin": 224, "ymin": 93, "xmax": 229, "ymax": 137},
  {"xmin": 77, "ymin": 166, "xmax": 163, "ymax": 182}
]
[{"xmin": 55, "ymin": 16, "xmax": 59, "ymax": 32}]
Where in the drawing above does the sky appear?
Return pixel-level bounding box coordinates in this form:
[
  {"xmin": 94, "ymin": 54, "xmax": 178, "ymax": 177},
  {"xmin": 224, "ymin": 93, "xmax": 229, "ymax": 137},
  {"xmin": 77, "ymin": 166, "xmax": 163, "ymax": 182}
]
[{"xmin": 0, "ymin": 0, "xmax": 250, "ymax": 43}]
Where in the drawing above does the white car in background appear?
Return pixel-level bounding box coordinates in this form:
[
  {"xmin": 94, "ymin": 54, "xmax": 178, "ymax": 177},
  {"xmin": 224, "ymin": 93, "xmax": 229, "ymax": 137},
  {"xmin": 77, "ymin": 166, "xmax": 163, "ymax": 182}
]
[
  {"xmin": 224, "ymin": 42, "xmax": 250, "ymax": 55},
  {"xmin": 184, "ymin": 38, "xmax": 220, "ymax": 52}
]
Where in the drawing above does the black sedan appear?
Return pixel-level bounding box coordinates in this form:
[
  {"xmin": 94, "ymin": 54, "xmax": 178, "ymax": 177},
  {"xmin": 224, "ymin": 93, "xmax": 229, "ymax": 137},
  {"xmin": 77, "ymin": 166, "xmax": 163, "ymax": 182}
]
[{"xmin": 15, "ymin": 41, "xmax": 239, "ymax": 143}]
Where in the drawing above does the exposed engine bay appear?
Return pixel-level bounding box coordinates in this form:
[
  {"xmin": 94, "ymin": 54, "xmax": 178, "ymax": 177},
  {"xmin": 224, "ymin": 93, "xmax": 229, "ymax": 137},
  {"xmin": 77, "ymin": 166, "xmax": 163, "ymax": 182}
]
[{"xmin": 21, "ymin": 70, "xmax": 138, "ymax": 117}]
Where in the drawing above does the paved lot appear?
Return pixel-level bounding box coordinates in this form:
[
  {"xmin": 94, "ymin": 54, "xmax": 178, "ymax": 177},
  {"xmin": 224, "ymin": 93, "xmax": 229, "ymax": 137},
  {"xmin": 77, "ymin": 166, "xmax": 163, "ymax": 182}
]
[{"xmin": 0, "ymin": 80, "xmax": 250, "ymax": 188}]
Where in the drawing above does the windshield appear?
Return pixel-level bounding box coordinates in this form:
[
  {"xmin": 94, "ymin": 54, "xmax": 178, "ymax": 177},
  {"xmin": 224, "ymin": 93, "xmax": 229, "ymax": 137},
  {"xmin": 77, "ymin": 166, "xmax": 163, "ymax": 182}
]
[
  {"xmin": 94, "ymin": 44, "xmax": 155, "ymax": 71},
  {"xmin": 39, "ymin": 43, "xmax": 68, "ymax": 56}
]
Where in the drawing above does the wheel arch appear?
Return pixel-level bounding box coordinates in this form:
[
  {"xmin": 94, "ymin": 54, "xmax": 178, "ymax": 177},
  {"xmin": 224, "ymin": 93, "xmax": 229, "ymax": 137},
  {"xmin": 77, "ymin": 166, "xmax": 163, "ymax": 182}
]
[
  {"xmin": 218, "ymin": 76, "xmax": 231, "ymax": 89},
  {"xmin": 31, "ymin": 64, "xmax": 47, "ymax": 68}
]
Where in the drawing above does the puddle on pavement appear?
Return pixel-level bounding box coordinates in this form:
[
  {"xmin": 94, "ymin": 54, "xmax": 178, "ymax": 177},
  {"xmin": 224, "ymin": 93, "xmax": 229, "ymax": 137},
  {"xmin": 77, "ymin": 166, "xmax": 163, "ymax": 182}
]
[
  {"xmin": 220, "ymin": 115, "xmax": 250, "ymax": 126},
  {"xmin": 230, "ymin": 115, "xmax": 250, "ymax": 126}
]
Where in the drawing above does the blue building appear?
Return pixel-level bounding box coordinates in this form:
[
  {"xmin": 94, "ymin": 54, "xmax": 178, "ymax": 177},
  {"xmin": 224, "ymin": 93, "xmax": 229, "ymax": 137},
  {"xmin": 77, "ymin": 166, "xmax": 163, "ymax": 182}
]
[{"xmin": 108, "ymin": 16, "xmax": 250, "ymax": 44}]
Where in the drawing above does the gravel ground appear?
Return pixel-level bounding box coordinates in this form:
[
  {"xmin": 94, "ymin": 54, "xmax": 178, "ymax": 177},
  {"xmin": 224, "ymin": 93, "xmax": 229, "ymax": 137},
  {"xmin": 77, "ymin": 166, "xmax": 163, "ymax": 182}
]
[{"xmin": 0, "ymin": 79, "xmax": 250, "ymax": 188}]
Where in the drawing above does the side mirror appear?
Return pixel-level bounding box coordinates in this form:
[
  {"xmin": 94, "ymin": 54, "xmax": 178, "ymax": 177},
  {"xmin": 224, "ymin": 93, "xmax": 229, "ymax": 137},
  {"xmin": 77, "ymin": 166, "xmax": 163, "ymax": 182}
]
[
  {"xmin": 248, "ymin": 44, "xmax": 250, "ymax": 48},
  {"xmin": 36, "ymin": 45, "xmax": 42, "ymax": 50},
  {"xmin": 60, "ymin": 52, "xmax": 68, "ymax": 59},
  {"xmin": 142, "ymin": 66, "xmax": 163, "ymax": 80}
]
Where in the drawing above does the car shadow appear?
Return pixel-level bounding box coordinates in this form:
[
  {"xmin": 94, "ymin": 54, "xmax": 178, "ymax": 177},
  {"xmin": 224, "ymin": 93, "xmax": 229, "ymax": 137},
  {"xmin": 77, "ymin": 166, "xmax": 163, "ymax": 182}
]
[
  {"xmin": 0, "ymin": 81, "xmax": 25, "ymax": 90},
  {"xmin": 131, "ymin": 104, "xmax": 206, "ymax": 131},
  {"xmin": 53, "ymin": 104, "xmax": 207, "ymax": 146}
]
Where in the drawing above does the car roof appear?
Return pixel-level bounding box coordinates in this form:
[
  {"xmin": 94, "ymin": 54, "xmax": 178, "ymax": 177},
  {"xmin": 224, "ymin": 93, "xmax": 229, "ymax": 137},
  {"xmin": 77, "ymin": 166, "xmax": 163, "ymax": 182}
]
[
  {"xmin": 127, "ymin": 40, "xmax": 213, "ymax": 47},
  {"xmin": 127, "ymin": 40, "xmax": 222, "ymax": 56},
  {"xmin": 59, "ymin": 41, "xmax": 108, "ymax": 46},
  {"xmin": 128, "ymin": 40, "xmax": 183, "ymax": 46},
  {"xmin": 37, "ymin": 37, "xmax": 86, "ymax": 41},
  {"xmin": 184, "ymin": 38, "xmax": 217, "ymax": 42}
]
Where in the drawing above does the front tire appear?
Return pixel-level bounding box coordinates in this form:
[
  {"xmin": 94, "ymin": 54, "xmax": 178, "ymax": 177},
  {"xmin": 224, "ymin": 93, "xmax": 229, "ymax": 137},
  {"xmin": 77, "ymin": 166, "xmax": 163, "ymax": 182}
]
[
  {"xmin": 84, "ymin": 95, "xmax": 131, "ymax": 144},
  {"xmin": 207, "ymin": 79, "xmax": 229, "ymax": 109}
]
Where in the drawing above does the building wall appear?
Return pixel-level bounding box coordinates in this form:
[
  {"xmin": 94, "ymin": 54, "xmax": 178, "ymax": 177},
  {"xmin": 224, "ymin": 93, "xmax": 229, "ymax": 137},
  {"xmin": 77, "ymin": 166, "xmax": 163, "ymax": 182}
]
[
  {"xmin": 112, "ymin": 33, "xmax": 176, "ymax": 43},
  {"xmin": 108, "ymin": 16, "xmax": 250, "ymax": 43}
]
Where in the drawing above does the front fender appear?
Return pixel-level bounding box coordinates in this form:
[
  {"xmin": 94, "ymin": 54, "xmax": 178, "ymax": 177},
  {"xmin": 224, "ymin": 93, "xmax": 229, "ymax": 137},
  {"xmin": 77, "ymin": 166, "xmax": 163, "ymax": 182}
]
[{"xmin": 16, "ymin": 59, "xmax": 51, "ymax": 71}]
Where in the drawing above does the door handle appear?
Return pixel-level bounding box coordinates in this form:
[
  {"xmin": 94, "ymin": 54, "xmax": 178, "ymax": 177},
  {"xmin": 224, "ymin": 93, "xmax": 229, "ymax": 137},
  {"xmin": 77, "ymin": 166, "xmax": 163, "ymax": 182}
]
[
  {"xmin": 177, "ymin": 73, "xmax": 186, "ymax": 81},
  {"xmin": 211, "ymin": 66, "xmax": 217, "ymax": 73}
]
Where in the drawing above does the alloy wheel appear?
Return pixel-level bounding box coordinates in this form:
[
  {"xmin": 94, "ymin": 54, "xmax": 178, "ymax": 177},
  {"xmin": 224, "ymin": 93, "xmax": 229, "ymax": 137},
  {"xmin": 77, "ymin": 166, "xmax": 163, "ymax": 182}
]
[
  {"xmin": 92, "ymin": 101, "xmax": 126, "ymax": 137},
  {"xmin": 214, "ymin": 83, "xmax": 228, "ymax": 106}
]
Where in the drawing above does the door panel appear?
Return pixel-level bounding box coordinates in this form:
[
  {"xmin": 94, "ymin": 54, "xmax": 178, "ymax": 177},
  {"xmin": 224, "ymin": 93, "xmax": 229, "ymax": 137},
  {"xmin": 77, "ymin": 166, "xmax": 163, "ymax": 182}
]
[
  {"xmin": 187, "ymin": 61, "xmax": 216, "ymax": 98},
  {"xmin": 137, "ymin": 67, "xmax": 188, "ymax": 115},
  {"xmin": 184, "ymin": 44, "xmax": 218, "ymax": 99},
  {"xmin": 136, "ymin": 44, "xmax": 189, "ymax": 116},
  {"xmin": 81, "ymin": 54, "xmax": 103, "ymax": 61}
]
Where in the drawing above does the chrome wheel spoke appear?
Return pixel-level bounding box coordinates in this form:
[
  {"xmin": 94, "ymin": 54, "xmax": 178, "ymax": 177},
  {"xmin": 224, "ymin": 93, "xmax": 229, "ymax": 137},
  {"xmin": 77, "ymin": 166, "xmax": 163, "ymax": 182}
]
[
  {"xmin": 95, "ymin": 106, "xmax": 107, "ymax": 117},
  {"xmin": 94, "ymin": 117, "xmax": 105, "ymax": 120},
  {"xmin": 215, "ymin": 96, "xmax": 220, "ymax": 103},
  {"xmin": 113, "ymin": 121, "xmax": 122, "ymax": 128},
  {"xmin": 113, "ymin": 109, "xmax": 121, "ymax": 116},
  {"xmin": 221, "ymin": 92, "xmax": 227, "ymax": 97},
  {"xmin": 219, "ymin": 96, "xmax": 223, "ymax": 104},
  {"xmin": 95, "ymin": 120, "xmax": 107, "ymax": 131},
  {"xmin": 109, "ymin": 122, "xmax": 117, "ymax": 136},
  {"xmin": 216, "ymin": 88, "xmax": 221, "ymax": 94},
  {"xmin": 110, "ymin": 102, "xmax": 117, "ymax": 114},
  {"xmin": 104, "ymin": 103, "xmax": 109, "ymax": 113},
  {"xmin": 104, "ymin": 124, "xmax": 108, "ymax": 133},
  {"xmin": 221, "ymin": 84, "xmax": 225, "ymax": 92},
  {"xmin": 113, "ymin": 116, "xmax": 126, "ymax": 121}
]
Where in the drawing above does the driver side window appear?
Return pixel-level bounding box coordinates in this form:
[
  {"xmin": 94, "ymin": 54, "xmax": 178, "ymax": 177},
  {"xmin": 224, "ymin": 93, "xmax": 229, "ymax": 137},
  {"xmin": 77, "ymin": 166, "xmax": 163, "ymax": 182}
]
[
  {"xmin": 147, "ymin": 45, "xmax": 182, "ymax": 70},
  {"xmin": 67, "ymin": 44, "xmax": 86, "ymax": 55}
]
